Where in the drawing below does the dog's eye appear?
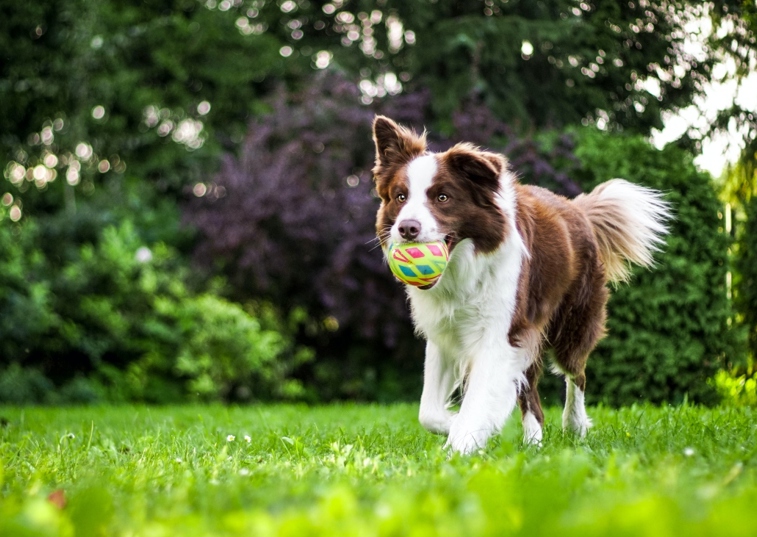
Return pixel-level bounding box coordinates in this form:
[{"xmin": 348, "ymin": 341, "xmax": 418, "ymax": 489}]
[
  {"xmin": 437, "ymin": 193, "xmax": 449, "ymax": 203},
  {"xmin": 397, "ymin": 193, "xmax": 407, "ymax": 203}
]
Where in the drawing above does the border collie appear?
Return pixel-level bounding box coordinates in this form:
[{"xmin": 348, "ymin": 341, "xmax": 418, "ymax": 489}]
[{"xmin": 372, "ymin": 116, "xmax": 671, "ymax": 454}]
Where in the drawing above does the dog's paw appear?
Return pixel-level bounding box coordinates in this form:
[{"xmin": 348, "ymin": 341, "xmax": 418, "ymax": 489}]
[
  {"xmin": 564, "ymin": 418, "xmax": 592, "ymax": 438},
  {"xmin": 562, "ymin": 413, "xmax": 592, "ymax": 438},
  {"xmin": 444, "ymin": 420, "xmax": 490, "ymax": 455},
  {"xmin": 419, "ymin": 408, "xmax": 455, "ymax": 435}
]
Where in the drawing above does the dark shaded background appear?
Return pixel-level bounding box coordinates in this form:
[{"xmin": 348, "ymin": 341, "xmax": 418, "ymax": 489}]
[{"xmin": 1, "ymin": 0, "xmax": 755, "ymax": 405}]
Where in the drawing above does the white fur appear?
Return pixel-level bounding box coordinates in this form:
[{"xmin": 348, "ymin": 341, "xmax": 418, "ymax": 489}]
[
  {"xmin": 600, "ymin": 179, "xmax": 671, "ymax": 258},
  {"xmin": 563, "ymin": 378, "xmax": 592, "ymax": 437},
  {"xmin": 391, "ymin": 155, "xmax": 442, "ymax": 244},
  {"xmin": 522, "ymin": 411, "xmax": 543, "ymax": 446},
  {"xmin": 410, "ymin": 168, "xmax": 532, "ymax": 454},
  {"xmin": 418, "ymin": 341, "xmax": 456, "ymax": 435},
  {"xmin": 575, "ymin": 178, "xmax": 672, "ymax": 283},
  {"xmin": 517, "ymin": 328, "xmax": 543, "ymax": 445}
]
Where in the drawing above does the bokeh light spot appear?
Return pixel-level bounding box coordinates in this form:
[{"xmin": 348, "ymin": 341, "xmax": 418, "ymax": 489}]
[
  {"xmin": 44, "ymin": 154, "xmax": 58, "ymax": 168},
  {"xmin": 521, "ymin": 40, "xmax": 534, "ymax": 57},
  {"xmin": 193, "ymin": 183, "xmax": 207, "ymax": 197},
  {"xmin": 76, "ymin": 143, "xmax": 93, "ymax": 160},
  {"xmin": 315, "ymin": 51, "xmax": 332, "ymax": 69},
  {"xmin": 9, "ymin": 205, "xmax": 22, "ymax": 221}
]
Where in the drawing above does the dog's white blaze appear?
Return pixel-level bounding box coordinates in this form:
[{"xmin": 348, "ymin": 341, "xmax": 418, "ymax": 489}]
[
  {"xmin": 522, "ymin": 411, "xmax": 543, "ymax": 445},
  {"xmin": 563, "ymin": 379, "xmax": 592, "ymax": 437},
  {"xmin": 391, "ymin": 155, "xmax": 442, "ymax": 243}
]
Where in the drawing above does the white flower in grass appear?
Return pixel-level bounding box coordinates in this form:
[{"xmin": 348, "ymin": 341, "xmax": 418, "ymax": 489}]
[
  {"xmin": 239, "ymin": 468, "xmax": 250, "ymax": 476},
  {"xmin": 226, "ymin": 435, "xmax": 235, "ymax": 442},
  {"xmin": 175, "ymin": 457, "xmax": 183, "ymax": 464},
  {"xmin": 683, "ymin": 447, "xmax": 695, "ymax": 457},
  {"xmin": 244, "ymin": 435, "xmax": 251, "ymax": 443}
]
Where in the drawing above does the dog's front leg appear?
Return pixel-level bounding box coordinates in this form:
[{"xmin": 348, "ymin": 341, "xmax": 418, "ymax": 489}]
[
  {"xmin": 418, "ymin": 341, "xmax": 456, "ymax": 435},
  {"xmin": 445, "ymin": 344, "xmax": 522, "ymax": 454}
]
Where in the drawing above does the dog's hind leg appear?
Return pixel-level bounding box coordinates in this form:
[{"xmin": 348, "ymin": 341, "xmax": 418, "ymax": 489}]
[
  {"xmin": 562, "ymin": 372, "xmax": 592, "ymax": 437},
  {"xmin": 514, "ymin": 326, "xmax": 545, "ymax": 445},
  {"xmin": 553, "ymin": 328, "xmax": 599, "ymax": 438},
  {"xmin": 551, "ymin": 276, "xmax": 607, "ymax": 438}
]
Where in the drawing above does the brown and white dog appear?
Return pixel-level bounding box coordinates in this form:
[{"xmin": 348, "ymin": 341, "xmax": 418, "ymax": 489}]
[{"xmin": 372, "ymin": 116, "xmax": 671, "ymax": 454}]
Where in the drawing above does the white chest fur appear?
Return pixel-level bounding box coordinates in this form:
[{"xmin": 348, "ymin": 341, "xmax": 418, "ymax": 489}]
[{"xmin": 408, "ymin": 234, "xmax": 525, "ymax": 373}]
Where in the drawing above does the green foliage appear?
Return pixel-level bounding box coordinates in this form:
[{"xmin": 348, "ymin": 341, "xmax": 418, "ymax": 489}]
[
  {"xmin": 707, "ymin": 2, "xmax": 757, "ymax": 203},
  {"xmin": 0, "ymin": 0, "xmax": 292, "ymax": 203},
  {"xmin": 714, "ymin": 368, "xmax": 757, "ymax": 407},
  {"xmin": 735, "ymin": 195, "xmax": 757, "ymax": 361},
  {"xmin": 1, "ymin": 404, "xmax": 756, "ymax": 535},
  {"xmin": 0, "ymin": 219, "xmax": 310, "ymax": 403},
  {"xmin": 1, "ymin": 0, "xmax": 728, "ymax": 219},
  {"xmin": 0, "ymin": 364, "xmax": 55, "ymax": 405},
  {"xmin": 572, "ymin": 130, "xmax": 735, "ymax": 405},
  {"xmin": 0, "ymin": 220, "xmax": 57, "ymax": 359},
  {"xmin": 385, "ymin": 0, "xmax": 712, "ymax": 134}
]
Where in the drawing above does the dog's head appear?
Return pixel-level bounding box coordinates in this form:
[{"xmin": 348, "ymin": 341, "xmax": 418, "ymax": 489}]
[{"xmin": 372, "ymin": 115, "xmax": 510, "ymax": 255}]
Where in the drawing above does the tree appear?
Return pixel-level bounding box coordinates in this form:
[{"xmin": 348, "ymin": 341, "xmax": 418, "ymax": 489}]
[
  {"xmin": 1, "ymin": 0, "xmax": 293, "ymax": 218},
  {"xmin": 226, "ymin": 0, "xmax": 722, "ymax": 134},
  {"xmin": 2, "ymin": 0, "xmax": 733, "ymax": 221}
]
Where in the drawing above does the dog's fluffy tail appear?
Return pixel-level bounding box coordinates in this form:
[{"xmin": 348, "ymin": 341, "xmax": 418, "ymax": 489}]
[{"xmin": 573, "ymin": 179, "xmax": 672, "ymax": 283}]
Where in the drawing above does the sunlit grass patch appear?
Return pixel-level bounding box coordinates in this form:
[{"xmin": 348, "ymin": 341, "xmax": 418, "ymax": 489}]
[{"xmin": 1, "ymin": 404, "xmax": 755, "ymax": 536}]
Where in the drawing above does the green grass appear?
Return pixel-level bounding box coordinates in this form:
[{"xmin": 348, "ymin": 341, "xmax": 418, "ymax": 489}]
[{"xmin": 1, "ymin": 404, "xmax": 756, "ymax": 536}]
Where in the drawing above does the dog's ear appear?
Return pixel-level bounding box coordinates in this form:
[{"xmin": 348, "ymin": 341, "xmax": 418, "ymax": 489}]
[
  {"xmin": 444, "ymin": 143, "xmax": 506, "ymax": 193},
  {"xmin": 372, "ymin": 116, "xmax": 427, "ymax": 178}
]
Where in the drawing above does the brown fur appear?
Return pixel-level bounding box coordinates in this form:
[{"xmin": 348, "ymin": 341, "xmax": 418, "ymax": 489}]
[
  {"xmin": 507, "ymin": 185, "xmax": 608, "ymax": 427},
  {"xmin": 373, "ymin": 117, "xmax": 507, "ymax": 254}
]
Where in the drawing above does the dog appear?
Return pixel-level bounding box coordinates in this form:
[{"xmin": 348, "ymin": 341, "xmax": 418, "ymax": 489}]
[{"xmin": 372, "ymin": 115, "xmax": 671, "ymax": 454}]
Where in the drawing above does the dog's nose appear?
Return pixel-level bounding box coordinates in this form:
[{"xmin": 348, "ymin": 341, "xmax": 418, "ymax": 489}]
[{"xmin": 398, "ymin": 219, "xmax": 421, "ymax": 240}]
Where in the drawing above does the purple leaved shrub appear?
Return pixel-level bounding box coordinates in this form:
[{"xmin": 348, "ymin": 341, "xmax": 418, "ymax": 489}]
[{"xmin": 184, "ymin": 72, "xmax": 581, "ymax": 400}]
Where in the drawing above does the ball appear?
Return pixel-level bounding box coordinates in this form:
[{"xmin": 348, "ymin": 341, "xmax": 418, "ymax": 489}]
[{"xmin": 387, "ymin": 241, "xmax": 449, "ymax": 288}]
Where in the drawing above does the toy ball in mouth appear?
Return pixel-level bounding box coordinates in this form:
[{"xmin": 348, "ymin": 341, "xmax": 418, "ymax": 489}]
[{"xmin": 387, "ymin": 241, "xmax": 449, "ymax": 288}]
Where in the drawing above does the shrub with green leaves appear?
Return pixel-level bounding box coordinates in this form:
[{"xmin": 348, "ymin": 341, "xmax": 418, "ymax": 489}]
[
  {"xmin": 0, "ymin": 219, "xmax": 310, "ymax": 403},
  {"xmin": 735, "ymin": 194, "xmax": 757, "ymax": 361},
  {"xmin": 569, "ymin": 131, "xmax": 735, "ymax": 405},
  {"xmin": 0, "ymin": 220, "xmax": 56, "ymax": 358}
]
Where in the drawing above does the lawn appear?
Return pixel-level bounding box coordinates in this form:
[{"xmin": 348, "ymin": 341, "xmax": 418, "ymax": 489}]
[{"xmin": 1, "ymin": 404, "xmax": 756, "ymax": 536}]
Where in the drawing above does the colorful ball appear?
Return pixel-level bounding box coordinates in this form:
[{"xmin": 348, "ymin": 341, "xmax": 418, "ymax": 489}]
[{"xmin": 387, "ymin": 241, "xmax": 449, "ymax": 288}]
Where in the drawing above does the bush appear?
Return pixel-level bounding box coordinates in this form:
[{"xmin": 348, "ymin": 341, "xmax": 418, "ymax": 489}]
[
  {"xmin": 713, "ymin": 368, "xmax": 757, "ymax": 407},
  {"xmin": 0, "ymin": 220, "xmax": 58, "ymax": 361},
  {"xmin": 570, "ymin": 130, "xmax": 735, "ymax": 405},
  {"xmin": 0, "ymin": 218, "xmax": 310, "ymax": 403},
  {"xmin": 0, "ymin": 364, "xmax": 55, "ymax": 405},
  {"xmin": 735, "ymin": 194, "xmax": 757, "ymax": 362}
]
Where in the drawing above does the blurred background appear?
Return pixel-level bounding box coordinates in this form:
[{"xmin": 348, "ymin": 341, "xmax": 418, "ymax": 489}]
[{"xmin": 1, "ymin": 0, "xmax": 756, "ymax": 407}]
